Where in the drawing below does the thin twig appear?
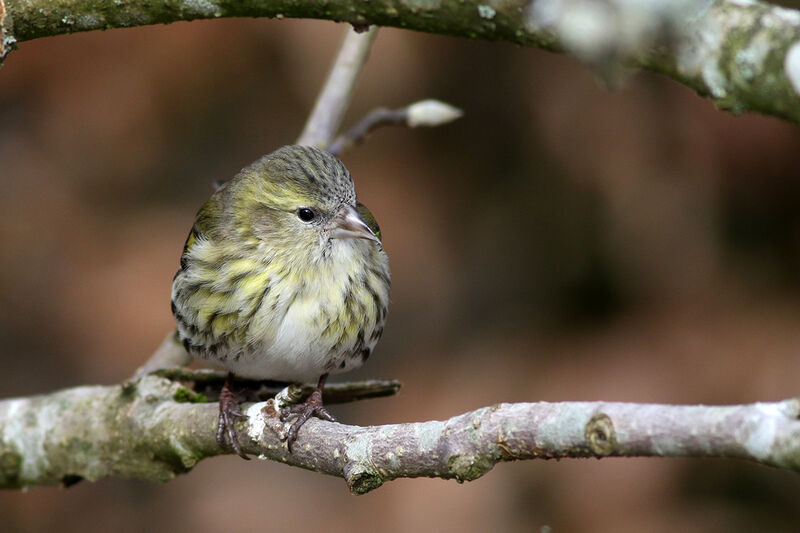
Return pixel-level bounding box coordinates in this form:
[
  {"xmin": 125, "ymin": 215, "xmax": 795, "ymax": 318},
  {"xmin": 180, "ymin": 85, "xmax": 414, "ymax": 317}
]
[
  {"xmin": 328, "ymin": 107, "xmax": 405, "ymax": 155},
  {"xmin": 328, "ymin": 99, "xmax": 463, "ymax": 155},
  {"xmin": 150, "ymin": 368, "xmax": 402, "ymax": 404},
  {"xmin": 296, "ymin": 26, "xmax": 379, "ymax": 148}
]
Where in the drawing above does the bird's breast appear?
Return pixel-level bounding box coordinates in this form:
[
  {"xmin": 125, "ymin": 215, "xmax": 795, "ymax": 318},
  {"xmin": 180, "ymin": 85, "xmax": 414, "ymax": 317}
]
[{"xmin": 234, "ymin": 239, "xmax": 390, "ymax": 381}]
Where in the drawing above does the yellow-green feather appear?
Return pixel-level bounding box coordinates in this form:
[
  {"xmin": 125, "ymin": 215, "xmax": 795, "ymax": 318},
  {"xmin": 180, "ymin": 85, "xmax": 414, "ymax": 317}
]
[
  {"xmin": 357, "ymin": 202, "xmax": 382, "ymax": 242},
  {"xmin": 171, "ymin": 145, "xmax": 390, "ymax": 381}
]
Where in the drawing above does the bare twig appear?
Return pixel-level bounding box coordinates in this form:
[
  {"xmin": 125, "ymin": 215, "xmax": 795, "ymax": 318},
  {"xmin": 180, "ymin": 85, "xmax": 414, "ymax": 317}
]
[
  {"xmin": 1, "ymin": 376, "xmax": 798, "ymax": 493},
  {"xmin": 328, "ymin": 107, "xmax": 406, "ymax": 155},
  {"xmin": 328, "ymin": 99, "xmax": 463, "ymax": 155},
  {"xmin": 149, "ymin": 368, "xmax": 402, "ymax": 404},
  {"xmin": 296, "ymin": 26, "xmax": 379, "ymax": 148}
]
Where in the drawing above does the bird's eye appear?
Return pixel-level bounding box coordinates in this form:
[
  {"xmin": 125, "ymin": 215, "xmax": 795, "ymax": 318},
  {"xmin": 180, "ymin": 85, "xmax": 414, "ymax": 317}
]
[{"xmin": 297, "ymin": 208, "xmax": 316, "ymax": 222}]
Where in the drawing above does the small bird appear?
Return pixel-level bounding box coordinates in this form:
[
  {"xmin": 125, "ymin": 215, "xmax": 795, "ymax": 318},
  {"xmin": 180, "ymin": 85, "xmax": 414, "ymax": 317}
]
[{"xmin": 171, "ymin": 145, "xmax": 390, "ymax": 458}]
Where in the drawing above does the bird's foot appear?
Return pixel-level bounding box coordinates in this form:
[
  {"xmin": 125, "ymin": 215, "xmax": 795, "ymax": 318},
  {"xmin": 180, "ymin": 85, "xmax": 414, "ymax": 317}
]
[
  {"xmin": 216, "ymin": 373, "xmax": 251, "ymax": 460},
  {"xmin": 280, "ymin": 374, "xmax": 337, "ymax": 452}
]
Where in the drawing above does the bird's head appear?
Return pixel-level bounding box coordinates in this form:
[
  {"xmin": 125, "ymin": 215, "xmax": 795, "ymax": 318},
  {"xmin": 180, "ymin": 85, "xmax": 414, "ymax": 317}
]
[{"xmin": 226, "ymin": 145, "xmax": 380, "ymax": 263}]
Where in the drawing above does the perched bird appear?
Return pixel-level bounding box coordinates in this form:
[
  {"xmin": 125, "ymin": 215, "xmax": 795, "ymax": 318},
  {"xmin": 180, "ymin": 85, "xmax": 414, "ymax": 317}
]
[{"xmin": 171, "ymin": 145, "xmax": 390, "ymax": 458}]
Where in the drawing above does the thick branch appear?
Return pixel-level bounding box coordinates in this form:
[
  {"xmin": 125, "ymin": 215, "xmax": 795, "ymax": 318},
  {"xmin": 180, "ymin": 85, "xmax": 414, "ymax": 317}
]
[
  {"xmin": 1, "ymin": 375, "xmax": 798, "ymax": 493},
  {"xmin": 2, "ymin": 0, "xmax": 800, "ymax": 122}
]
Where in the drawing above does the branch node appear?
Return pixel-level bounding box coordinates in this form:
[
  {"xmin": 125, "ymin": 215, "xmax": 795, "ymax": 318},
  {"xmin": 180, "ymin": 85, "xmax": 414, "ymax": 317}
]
[
  {"xmin": 448, "ymin": 453, "xmax": 493, "ymax": 483},
  {"xmin": 585, "ymin": 412, "xmax": 617, "ymax": 455},
  {"xmin": 345, "ymin": 463, "xmax": 384, "ymax": 495}
]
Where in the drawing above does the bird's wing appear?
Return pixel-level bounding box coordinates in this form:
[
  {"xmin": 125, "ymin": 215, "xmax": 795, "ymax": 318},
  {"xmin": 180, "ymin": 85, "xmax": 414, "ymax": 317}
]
[
  {"xmin": 356, "ymin": 202, "xmax": 382, "ymax": 243},
  {"xmin": 180, "ymin": 193, "xmax": 224, "ymax": 268}
]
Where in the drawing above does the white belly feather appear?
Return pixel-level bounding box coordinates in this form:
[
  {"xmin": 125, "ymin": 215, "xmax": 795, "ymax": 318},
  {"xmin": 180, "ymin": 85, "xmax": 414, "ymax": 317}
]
[{"xmin": 222, "ymin": 238, "xmax": 389, "ymax": 381}]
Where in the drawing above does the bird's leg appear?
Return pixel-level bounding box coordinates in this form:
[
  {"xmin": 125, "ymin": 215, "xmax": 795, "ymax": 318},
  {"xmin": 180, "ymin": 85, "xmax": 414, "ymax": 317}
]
[
  {"xmin": 281, "ymin": 373, "xmax": 337, "ymax": 451},
  {"xmin": 217, "ymin": 372, "xmax": 251, "ymax": 460}
]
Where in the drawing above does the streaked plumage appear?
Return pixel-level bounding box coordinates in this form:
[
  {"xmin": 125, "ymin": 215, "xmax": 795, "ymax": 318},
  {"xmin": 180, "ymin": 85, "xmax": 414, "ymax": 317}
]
[{"xmin": 171, "ymin": 145, "xmax": 390, "ymax": 454}]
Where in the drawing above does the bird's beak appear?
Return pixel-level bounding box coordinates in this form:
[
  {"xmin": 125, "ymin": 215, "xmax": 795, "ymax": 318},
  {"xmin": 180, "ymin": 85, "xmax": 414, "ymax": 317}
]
[{"xmin": 331, "ymin": 205, "xmax": 378, "ymax": 242}]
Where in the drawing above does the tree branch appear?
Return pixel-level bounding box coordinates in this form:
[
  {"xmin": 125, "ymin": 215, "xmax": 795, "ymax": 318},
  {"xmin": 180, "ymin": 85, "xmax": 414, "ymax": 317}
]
[
  {"xmin": 1, "ymin": 375, "xmax": 797, "ymax": 493},
  {"xmin": 2, "ymin": 0, "xmax": 800, "ymax": 122},
  {"xmin": 297, "ymin": 26, "xmax": 378, "ymax": 148},
  {"xmin": 328, "ymin": 99, "xmax": 463, "ymax": 155},
  {"xmin": 3, "ymin": 0, "xmax": 799, "ymax": 499}
]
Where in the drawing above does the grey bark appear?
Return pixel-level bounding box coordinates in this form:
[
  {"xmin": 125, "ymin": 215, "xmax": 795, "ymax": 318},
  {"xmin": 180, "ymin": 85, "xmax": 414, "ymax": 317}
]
[
  {"xmin": 296, "ymin": 27, "xmax": 378, "ymax": 148},
  {"xmin": 1, "ymin": 375, "xmax": 798, "ymax": 494},
  {"xmin": 2, "ymin": 0, "xmax": 799, "ymax": 498},
  {"xmin": 2, "ymin": 0, "xmax": 800, "ymax": 122}
]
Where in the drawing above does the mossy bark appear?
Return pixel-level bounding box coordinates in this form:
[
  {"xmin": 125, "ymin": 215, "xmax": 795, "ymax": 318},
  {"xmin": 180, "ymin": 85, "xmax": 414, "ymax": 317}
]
[
  {"xmin": 2, "ymin": 0, "xmax": 800, "ymax": 122},
  {"xmin": 2, "ymin": 376, "xmax": 799, "ymax": 493}
]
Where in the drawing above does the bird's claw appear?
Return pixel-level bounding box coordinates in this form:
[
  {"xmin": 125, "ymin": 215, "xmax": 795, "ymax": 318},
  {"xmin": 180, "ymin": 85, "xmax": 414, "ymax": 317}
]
[
  {"xmin": 280, "ymin": 387, "xmax": 337, "ymax": 452},
  {"xmin": 217, "ymin": 373, "xmax": 251, "ymax": 460}
]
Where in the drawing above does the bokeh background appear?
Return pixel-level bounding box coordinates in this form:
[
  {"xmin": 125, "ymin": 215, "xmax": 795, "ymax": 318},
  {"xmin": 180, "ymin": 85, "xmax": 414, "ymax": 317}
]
[{"xmin": 1, "ymin": 14, "xmax": 800, "ymax": 533}]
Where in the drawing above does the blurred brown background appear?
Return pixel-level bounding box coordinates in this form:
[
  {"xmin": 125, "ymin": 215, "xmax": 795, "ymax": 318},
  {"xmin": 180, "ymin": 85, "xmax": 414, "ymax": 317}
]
[{"xmin": 1, "ymin": 15, "xmax": 800, "ymax": 533}]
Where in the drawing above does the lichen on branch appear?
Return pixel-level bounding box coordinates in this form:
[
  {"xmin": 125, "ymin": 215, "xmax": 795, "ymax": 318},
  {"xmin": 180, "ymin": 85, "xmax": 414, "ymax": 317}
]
[
  {"xmin": 2, "ymin": 0, "xmax": 800, "ymax": 122},
  {"xmin": 1, "ymin": 374, "xmax": 799, "ymax": 493}
]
